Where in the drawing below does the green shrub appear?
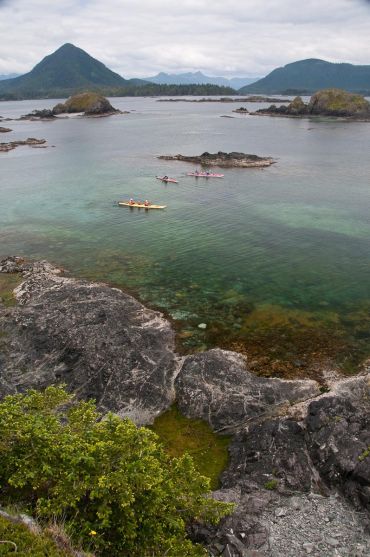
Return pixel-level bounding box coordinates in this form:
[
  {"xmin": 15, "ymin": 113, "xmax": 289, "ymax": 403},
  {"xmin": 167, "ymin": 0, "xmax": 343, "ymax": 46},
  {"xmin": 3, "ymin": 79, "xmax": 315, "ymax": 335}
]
[{"xmin": 0, "ymin": 387, "xmax": 233, "ymax": 556}]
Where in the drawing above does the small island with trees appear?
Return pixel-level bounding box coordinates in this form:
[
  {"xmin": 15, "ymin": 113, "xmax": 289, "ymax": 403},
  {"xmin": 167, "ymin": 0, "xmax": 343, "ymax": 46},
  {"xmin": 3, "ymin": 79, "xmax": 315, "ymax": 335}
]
[{"xmin": 252, "ymin": 88, "xmax": 370, "ymax": 120}]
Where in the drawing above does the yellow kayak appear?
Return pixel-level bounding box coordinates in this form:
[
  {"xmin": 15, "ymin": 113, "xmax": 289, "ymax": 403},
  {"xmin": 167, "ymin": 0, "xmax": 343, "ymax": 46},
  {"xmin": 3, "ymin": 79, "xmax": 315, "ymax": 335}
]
[{"xmin": 118, "ymin": 201, "xmax": 167, "ymax": 209}]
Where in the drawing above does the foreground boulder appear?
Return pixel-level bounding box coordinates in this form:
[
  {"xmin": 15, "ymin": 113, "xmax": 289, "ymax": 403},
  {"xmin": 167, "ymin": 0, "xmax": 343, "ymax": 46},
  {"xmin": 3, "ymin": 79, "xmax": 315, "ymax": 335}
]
[{"xmin": 1, "ymin": 256, "xmax": 370, "ymax": 556}]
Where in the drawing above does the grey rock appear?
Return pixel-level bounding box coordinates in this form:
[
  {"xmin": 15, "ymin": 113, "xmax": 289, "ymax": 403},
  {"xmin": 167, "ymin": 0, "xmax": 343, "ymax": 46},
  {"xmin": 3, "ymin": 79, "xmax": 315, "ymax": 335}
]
[
  {"xmin": 302, "ymin": 542, "xmax": 314, "ymax": 553},
  {"xmin": 0, "ymin": 257, "xmax": 179, "ymax": 424},
  {"xmin": 326, "ymin": 537, "xmax": 340, "ymax": 547},
  {"xmin": 176, "ymin": 349, "xmax": 320, "ymax": 432}
]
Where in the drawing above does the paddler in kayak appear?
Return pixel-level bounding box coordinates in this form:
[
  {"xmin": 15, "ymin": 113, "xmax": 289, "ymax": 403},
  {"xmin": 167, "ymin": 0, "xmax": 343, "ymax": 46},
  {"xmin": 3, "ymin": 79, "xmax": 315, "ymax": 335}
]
[
  {"xmin": 163, "ymin": 176, "xmax": 168, "ymax": 181},
  {"xmin": 144, "ymin": 200, "xmax": 151, "ymax": 207},
  {"xmin": 129, "ymin": 198, "xmax": 135, "ymax": 205}
]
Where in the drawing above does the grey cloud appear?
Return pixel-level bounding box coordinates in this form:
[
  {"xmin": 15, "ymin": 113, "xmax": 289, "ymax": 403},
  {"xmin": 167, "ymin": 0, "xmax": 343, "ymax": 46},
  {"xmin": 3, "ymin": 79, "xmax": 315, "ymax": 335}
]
[{"xmin": 0, "ymin": 0, "xmax": 369, "ymax": 76}]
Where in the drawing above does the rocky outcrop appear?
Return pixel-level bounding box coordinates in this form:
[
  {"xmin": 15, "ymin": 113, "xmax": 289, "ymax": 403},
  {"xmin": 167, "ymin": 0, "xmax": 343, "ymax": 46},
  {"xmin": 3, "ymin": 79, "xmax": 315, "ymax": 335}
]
[
  {"xmin": 19, "ymin": 109, "xmax": 56, "ymax": 121},
  {"xmin": 19, "ymin": 93, "xmax": 121, "ymax": 121},
  {"xmin": 233, "ymin": 107, "xmax": 249, "ymax": 114},
  {"xmin": 1, "ymin": 256, "xmax": 370, "ymax": 556},
  {"xmin": 158, "ymin": 151, "xmax": 275, "ymax": 168},
  {"xmin": 254, "ymin": 89, "xmax": 370, "ymax": 120},
  {"xmin": 52, "ymin": 92, "xmax": 120, "ymax": 116},
  {"xmin": 176, "ymin": 350, "xmax": 320, "ymax": 433},
  {"xmin": 0, "ymin": 257, "xmax": 179, "ymax": 423},
  {"xmin": 0, "ymin": 137, "xmax": 47, "ymax": 153},
  {"xmin": 0, "ymin": 126, "xmax": 12, "ymax": 132}
]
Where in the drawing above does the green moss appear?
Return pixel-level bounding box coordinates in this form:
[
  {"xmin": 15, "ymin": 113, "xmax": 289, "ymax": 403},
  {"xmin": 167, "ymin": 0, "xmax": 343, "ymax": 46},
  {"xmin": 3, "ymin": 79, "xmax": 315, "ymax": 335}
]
[
  {"xmin": 0, "ymin": 273, "xmax": 22, "ymax": 307},
  {"xmin": 151, "ymin": 405, "xmax": 230, "ymax": 490},
  {"xmin": 264, "ymin": 479, "xmax": 279, "ymax": 490},
  {"xmin": 0, "ymin": 516, "xmax": 72, "ymax": 556},
  {"xmin": 358, "ymin": 446, "xmax": 370, "ymax": 462}
]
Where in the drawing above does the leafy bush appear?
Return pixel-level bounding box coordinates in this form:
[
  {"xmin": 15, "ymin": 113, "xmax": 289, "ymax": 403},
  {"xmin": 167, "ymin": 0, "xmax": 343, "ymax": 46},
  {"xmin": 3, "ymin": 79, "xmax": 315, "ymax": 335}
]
[{"xmin": 0, "ymin": 387, "xmax": 232, "ymax": 556}]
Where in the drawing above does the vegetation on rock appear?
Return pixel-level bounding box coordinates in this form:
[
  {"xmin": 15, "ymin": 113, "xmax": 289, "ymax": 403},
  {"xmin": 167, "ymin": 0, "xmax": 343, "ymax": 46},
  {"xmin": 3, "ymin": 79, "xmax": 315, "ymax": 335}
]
[
  {"xmin": 0, "ymin": 387, "xmax": 232, "ymax": 556},
  {"xmin": 308, "ymin": 88, "xmax": 370, "ymax": 116},
  {"xmin": 0, "ymin": 515, "xmax": 75, "ymax": 557},
  {"xmin": 0, "ymin": 273, "xmax": 22, "ymax": 307},
  {"xmin": 152, "ymin": 405, "xmax": 230, "ymax": 490},
  {"xmin": 255, "ymin": 88, "xmax": 370, "ymax": 119},
  {"xmin": 53, "ymin": 92, "xmax": 118, "ymax": 115}
]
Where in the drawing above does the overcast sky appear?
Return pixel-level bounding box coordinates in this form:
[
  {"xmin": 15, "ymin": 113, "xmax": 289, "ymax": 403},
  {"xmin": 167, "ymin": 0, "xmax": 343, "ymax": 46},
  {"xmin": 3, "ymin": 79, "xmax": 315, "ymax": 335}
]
[{"xmin": 1, "ymin": 0, "xmax": 370, "ymax": 77}]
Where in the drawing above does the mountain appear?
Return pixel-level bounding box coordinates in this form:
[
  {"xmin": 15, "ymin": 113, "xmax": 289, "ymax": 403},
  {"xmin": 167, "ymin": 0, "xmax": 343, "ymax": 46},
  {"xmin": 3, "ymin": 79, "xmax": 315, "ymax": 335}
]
[
  {"xmin": 144, "ymin": 71, "xmax": 258, "ymax": 89},
  {"xmin": 0, "ymin": 43, "xmax": 142, "ymax": 98},
  {"xmin": 240, "ymin": 59, "xmax": 370, "ymax": 94},
  {"xmin": 0, "ymin": 45, "xmax": 236, "ymax": 99}
]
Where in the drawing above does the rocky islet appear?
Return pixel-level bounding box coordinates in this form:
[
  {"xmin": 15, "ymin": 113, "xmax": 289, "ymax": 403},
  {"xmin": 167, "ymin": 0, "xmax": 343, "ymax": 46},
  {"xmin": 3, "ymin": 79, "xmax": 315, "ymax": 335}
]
[
  {"xmin": 253, "ymin": 88, "xmax": 370, "ymax": 120},
  {"xmin": 158, "ymin": 151, "xmax": 275, "ymax": 168}
]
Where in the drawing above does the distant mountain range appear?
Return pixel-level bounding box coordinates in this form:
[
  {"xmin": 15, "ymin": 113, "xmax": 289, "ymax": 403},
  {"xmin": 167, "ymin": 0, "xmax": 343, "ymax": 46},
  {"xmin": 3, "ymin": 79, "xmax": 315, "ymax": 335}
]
[
  {"xmin": 240, "ymin": 59, "xmax": 370, "ymax": 94},
  {"xmin": 144, "ymin": 71, "xmax": 258, "ymax": 89},
  {"xmin": 2, "ymin": 47, "xmax": 370, "ymax": 100}
]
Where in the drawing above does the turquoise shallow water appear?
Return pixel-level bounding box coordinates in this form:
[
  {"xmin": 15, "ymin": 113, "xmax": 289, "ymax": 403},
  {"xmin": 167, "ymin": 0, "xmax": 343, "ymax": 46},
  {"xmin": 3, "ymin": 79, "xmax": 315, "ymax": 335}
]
[{"xmin": 1, "ymin": 97, "xmax": 370, "ymax": 372}]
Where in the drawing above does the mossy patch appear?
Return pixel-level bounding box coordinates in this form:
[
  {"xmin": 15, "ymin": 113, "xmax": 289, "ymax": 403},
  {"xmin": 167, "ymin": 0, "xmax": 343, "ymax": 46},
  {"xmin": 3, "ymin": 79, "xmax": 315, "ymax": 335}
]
[
  {"xmin": 0, "ymin": 273, "xmax": 22, "ymax": 307},
  {"xmin": 0, "ymin": 515, "xmax": 73, "ymax": 556},
  {"xmin": 152, "ymin": 405, "xmax": 230, "ymax": 490}
]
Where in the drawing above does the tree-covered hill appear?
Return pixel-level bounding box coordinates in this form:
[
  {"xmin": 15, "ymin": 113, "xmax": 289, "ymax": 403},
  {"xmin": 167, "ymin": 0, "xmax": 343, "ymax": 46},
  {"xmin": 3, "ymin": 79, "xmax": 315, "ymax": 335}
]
[{"xmin": 240, "ymin": 58, "xmax": 370, "ymax": 95}]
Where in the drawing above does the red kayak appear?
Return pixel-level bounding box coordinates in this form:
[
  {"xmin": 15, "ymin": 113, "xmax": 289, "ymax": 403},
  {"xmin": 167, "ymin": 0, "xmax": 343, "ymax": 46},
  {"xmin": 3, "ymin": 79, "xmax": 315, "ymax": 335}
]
[
  {"xmin": 156, "ymin": 176, "xmax": 178, "ymax": 183},
  {"xmin": 187, "ymin": 172, "xmax": 224, "ymax": 178}
]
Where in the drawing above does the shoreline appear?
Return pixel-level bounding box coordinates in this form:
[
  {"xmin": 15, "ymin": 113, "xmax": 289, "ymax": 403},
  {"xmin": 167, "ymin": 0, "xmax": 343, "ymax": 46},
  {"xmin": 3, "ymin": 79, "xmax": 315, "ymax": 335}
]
[
  {"xmin": 1, "ymin": 254, "xmax": 367, "ymax": 385},
  {"xmin": 1, "ymin": 255, "xmax": 370, "ymax": 556}
]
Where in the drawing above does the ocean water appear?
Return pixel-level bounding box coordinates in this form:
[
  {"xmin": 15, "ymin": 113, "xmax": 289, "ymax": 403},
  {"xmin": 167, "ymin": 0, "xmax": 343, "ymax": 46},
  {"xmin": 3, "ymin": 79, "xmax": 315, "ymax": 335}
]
[{"xmin": 1, "ymin": 97, "xmax": 370, "ymax": 373}]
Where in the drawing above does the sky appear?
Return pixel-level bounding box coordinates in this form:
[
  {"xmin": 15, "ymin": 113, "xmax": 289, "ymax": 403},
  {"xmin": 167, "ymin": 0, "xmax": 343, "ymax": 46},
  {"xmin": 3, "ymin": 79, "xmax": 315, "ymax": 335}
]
[{"xmin": 0, "ymin": 0, "xmax": 370, "ymax": 78}]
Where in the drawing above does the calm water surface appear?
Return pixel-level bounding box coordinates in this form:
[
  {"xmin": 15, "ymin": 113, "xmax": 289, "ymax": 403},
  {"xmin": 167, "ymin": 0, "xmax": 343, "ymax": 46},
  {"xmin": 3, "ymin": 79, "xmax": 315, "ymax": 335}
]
[{"xmin": 1, "ymin": 97, "xmax": 370, "ymax": 374}]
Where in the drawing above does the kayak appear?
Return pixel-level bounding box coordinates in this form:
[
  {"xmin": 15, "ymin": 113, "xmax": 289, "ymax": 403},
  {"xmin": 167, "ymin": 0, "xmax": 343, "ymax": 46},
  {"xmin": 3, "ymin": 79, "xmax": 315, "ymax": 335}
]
[
  {"xmin": 187, "ymin": 172, "xmax": 224, "ymax": 178},
  {"xmin": 156, "ymin": 176, "xmax": 178, "ymax": 183},
  {"xmin": 118, "ymin": 201, "xmax": 167, "ymax": 209}
]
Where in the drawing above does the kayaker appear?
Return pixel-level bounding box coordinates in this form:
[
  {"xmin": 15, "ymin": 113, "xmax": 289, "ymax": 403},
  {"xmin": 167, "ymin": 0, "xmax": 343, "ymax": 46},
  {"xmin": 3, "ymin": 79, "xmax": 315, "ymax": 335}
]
[
  {"xmin": 129, "ymin": 198, "xmax": 135, "ymax": 205},
  {"xmin": 144, "ymin": 200, "xmax": 150, "ymax": 206},
  {"xmin": 163, "ymin": 175, "xmax": 168, "ymax": 180}
]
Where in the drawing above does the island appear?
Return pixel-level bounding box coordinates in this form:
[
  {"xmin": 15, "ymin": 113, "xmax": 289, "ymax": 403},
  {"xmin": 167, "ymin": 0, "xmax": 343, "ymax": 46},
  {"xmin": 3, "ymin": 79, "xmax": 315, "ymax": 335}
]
[
  {"xmin": 232, "ymin": 107, "xmax": 249, "ymax": 114},
  {"xmin": 253, "ymin": 88, "xmax": 370, "ymax": 120},
  {"xmin": 0, "ymin": 137, "xmax": 47, "ymax": 153},
  {"xmin": 19, "ymin": 92, "xmax": 121, "ymax": 120},
  {"xmin": 158, "ymin": 151, "xmax": 275, "ymax": 168},
  {"xmin": 157, "ymin": 96, "xmax": 291, "ymax": 103}
]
